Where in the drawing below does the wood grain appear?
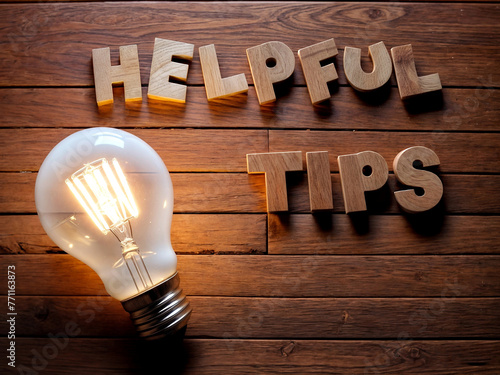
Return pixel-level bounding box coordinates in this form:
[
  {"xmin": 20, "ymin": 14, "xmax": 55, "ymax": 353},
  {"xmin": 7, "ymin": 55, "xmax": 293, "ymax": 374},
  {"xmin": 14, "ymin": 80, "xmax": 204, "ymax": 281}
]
[
  {"xmin": 0, "ymin": 128, "xmax": 268, "ymax": 172},
  {"xmin": 0, "ymin": 3, "xmax": 499, "ymax": 87},
  {"xmin": 269, "ymin": 215, "xmax": 500, "ymax": 255},
  {"xmin": 0, "ymin": 173, "xmax": 267, "ymax": 213},
  {"xmin": 392, "ymin": 146, "xmax": 443, "ymax": 213},
  {"xmin": 2, "ymin": 254, "xmax": 499, "ymax": 297},
  {"xmin": 2, "ymin": 339, "xmax": 499, "ymax": 375},
  {"xmin": 11, "ymin": 213, "xmax": 497, "ymax": 257},
  {"xmin": 298, "ymin": 38, "xmax": 338, "ymax": 104},
  {"xmin": 246, "ymin": 41, "xmax": 296, "ymax": 104},
  {"xmin": 0, "ymin": 214, "xmax": 266, "ymax": 255},
  {"xmin": 337, "ymin": 150, "xmax": 389, "ymax": 213},
  {"xmin": 0, "ymin": 2, "xmax": 499, "ymax": 374},
  {"xmin": 1, "ymin": 129, "xmax": 499, "ymax": 173},
  {"xmin": 92, "ymin": 44, "xmax": 142, "ymax": 106},
  {"xmin": 1, "ymin": 296, "xmax": 499, "ymax": 338},
  {"xmin": 2, "ymin": 0, "xmax": 496, "ymax": 2},
  {"xmin": 306, "ymin": 151, "xmax": 333, "ymax": 211},
  {"xmin": 0, "ymin": 0, "xmax": 499, "ymax": 373},
  {"xmin": 287, "ymin": 174, "xmax": 500, "ymax": 214},
  {"xmin": 148, "ymin": 38, "xmax": 194, "ymax": 103},
  {"xmin": 1, "ymin": 87, "xmax": 499, "ymax": 132},
  {"xmin": 199, "ymin": 44, "xmax": 248, "ymax": 100},
  {"xmin": 2, "ymin": 173, "xmax": 500, "ymax": 214},
  {"xmin": 391, "ymin": 44, "xmax": 442, "ymax": 99},
  {"xmin": 269, "ymin": 130, "xmax": 500, "ymax": 174},
  {"xmin": 247, "ymin": 151, "xmax": 303, "ymax": 212},
  {"xmin": 344, "ymin": 41, "xmax": 392, "ymax": 92}
]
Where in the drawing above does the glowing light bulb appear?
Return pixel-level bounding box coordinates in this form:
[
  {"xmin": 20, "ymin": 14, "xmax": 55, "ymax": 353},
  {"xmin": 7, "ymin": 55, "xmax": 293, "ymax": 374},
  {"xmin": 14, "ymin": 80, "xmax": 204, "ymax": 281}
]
[{"xmin": 35, "ymin": 127, "xmax": 191, "ymax": 340}]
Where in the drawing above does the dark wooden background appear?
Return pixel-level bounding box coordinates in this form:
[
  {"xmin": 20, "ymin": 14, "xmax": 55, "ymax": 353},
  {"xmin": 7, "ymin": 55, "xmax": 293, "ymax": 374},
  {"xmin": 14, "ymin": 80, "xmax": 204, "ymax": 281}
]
[{"xmin": 1, "ymin": 1, "xmax": 500, "ymax": 374}]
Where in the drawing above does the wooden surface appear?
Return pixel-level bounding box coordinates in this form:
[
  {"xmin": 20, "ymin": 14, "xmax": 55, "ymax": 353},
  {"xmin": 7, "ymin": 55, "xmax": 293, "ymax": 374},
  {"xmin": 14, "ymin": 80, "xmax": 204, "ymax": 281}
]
[{"xmin": 1, "ymin": 1, "xmax": 499, "ymax": 374}]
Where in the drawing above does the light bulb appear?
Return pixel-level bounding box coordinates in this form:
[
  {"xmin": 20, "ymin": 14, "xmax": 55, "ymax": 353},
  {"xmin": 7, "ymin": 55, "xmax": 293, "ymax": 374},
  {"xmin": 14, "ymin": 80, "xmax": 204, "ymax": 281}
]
[{"xmin": 35, "ymin": 127, "xmax": 191, "ymax": 340}]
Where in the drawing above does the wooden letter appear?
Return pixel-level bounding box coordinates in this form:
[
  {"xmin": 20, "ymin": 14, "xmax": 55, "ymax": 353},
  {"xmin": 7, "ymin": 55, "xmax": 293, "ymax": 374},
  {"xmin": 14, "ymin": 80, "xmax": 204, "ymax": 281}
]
[
  {"xmin": 246, "ymin": 41, "xmax": 295, "ymax": 105},
  {"xmin": 247, "ymin": 151, "xmax": 303, "ymax": 212},
  {"xmin": 298, "ymin": 39, "xmax": 338, "ymax": 105},
  {"xmin": 393, "ymin": 146, "xmax": 443, "ymax": 213},
  {"xmin": 391, "ymin": 44, "xmax": 442, "ymax": 100},
  {"xmin": 343, "ymin": 41, "xmax": 392, "ymax": 92},
  {"xmin": 338, "ymin": 151, "xmax": 388, "ymax": 213},
  {"xmin": 148, "ymin": 38, "xmax": 194, "ymax": 103},
  {"xmin": 92, "ymin": 45, "xmax": 142, "ymax": 106},
  {"xmin": 199, "ymin": 44, "xmax": 248, "ymax": 100},
  {"xmin": 306, "ymin": 151, "xmax": 333, "ymax": 211}
]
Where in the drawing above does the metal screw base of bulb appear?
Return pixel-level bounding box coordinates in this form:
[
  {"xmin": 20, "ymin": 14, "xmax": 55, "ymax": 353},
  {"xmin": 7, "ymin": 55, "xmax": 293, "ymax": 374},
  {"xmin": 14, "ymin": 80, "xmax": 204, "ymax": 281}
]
[{"xmin": 121, "ymin": 272, "xmax": 192, "ymax": 340}]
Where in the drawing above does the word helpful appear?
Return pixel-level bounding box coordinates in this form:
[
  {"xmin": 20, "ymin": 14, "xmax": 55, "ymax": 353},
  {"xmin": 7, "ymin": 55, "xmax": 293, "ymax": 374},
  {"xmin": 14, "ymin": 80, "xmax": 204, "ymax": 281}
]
[
  {"xmin": 246, "ymin": 146, "xmax": 443, "ymax": 214},
  {"xmin": 92, "ymin": 38, "xmax": 441, "ymax": 106}
]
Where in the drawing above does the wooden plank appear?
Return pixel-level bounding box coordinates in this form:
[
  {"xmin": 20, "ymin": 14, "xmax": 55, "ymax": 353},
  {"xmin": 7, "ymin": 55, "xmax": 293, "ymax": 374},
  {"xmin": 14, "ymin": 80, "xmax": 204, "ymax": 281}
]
[
  {"xmin": 0, "ymin": 0, "xmax": 496, "ymax": 3},
  {"xmin": 2, "ymin": 129, "xmax": 498, "ymax": 174},
  {"xmin": 171, "ymin": 173, "xmax": 268, "ymax": 213},
  {"xmin": 0, "ymin": 214, "xmax": 58, "ymax": 254},
  {"xmin": 287, "ymin": 174, "xmax": 500, "ymax": 214},
  {"xmin": 1, "ymin": 0, "xmax": 496, "ymax": 2},
  {"xmin": 1, "ymin": 87, "xmax": 499, "ymax": 132},
  {"xmin": 1, "ymin": 296, "xmax": 499, "ymax": 338},
  {"xmin": 0, "ymin": 214, "xmax": 266, "ymax": 255},
  {"xmin": 2, "ymin": 339, "xmax": 499, "ymax": 375},
  {"xmin": 0, "ymin": 0, "xmax": 498, "ymax": 373},
  {"xmin": 269, "ymin": 215, "xmax": 500, "ymax": 255},
  {"xmin": 172, "ymin": 214, "xmax": 266, "ymax": 254},
  {"xmin": 2, "ymin": 212, "xmax": 498, "ymax": 258},
  {"xmin": 269, "ymin": 130, "xmax": 500, "ymax": 174},
  {"xmin": 0, "ymin": 3, "xmax": 498, "ymax": 87},
  {"xmin": 0, "ymin": 173, "xmax": 267, "ymax": 214},
  {"xmin": 0, "ymin": 173, "xmax": 37, "ymax": 213},
  {"xmin": 0, "ymin": 128, "xmax": 268, "ymax": 172},
  {"xmin": 1, "ymin": 254, "xmax": 499, "ymax": 297},
  {"xmin": 2, "ymin": 173, "xmax": 499, "ymax": 214}
]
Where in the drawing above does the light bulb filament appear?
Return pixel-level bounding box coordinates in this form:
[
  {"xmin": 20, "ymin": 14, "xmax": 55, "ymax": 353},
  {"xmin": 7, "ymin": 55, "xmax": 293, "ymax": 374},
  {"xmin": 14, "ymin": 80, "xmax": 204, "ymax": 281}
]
[
  {"xmin": 66, "ymin": 157, "xmax": 152, "ymax": 292},
  {"xmin": 65, "ymin": 158, "xmax": 138, "ymax": 234}
]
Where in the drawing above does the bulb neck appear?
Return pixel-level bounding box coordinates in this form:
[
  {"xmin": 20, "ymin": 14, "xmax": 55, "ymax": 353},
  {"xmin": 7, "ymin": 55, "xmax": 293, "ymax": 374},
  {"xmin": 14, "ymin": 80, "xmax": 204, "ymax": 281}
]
[
  {"xmin": 121, "ymin": 272, "xmax": 192, "ymax": 340},
  {"xmin": 120, "ymin": 240, "xmax": 154, "ymax": 293}
]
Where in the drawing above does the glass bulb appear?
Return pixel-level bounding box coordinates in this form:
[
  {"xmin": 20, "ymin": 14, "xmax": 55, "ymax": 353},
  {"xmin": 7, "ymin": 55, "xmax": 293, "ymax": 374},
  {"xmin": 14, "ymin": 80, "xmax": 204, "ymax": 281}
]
[{"xmin": 35, "ymin": 127, "xmax": 191, "ymax": 339}]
